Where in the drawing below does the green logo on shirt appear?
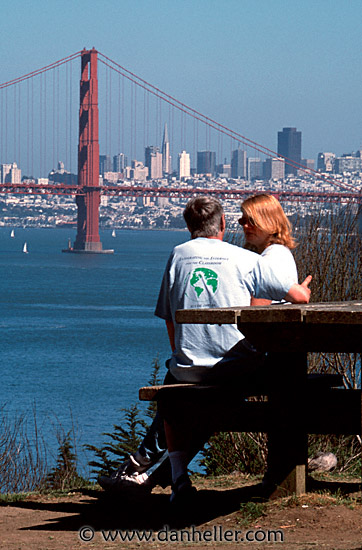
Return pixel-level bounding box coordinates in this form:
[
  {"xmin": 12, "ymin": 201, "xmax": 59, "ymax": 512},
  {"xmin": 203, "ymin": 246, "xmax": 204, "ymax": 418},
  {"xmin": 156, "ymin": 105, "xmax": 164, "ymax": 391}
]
[{"xmin": 189, "ymin": 267, "xmax": 219, "ymax": 298}]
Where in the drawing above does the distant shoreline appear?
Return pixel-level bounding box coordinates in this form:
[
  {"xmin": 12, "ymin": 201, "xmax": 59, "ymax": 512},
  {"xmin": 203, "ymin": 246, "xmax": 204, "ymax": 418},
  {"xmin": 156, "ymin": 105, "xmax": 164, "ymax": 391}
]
[{"xmin": 0, "ymin": 224, "xmax": 188, "ymax": 232}]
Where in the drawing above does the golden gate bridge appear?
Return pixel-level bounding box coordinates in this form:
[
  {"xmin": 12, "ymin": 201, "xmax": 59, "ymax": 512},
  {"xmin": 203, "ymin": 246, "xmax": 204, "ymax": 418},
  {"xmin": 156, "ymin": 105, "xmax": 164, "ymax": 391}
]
[{"xmin": 1, "ymin": 48, "xmax": 361, "ymax": 253}]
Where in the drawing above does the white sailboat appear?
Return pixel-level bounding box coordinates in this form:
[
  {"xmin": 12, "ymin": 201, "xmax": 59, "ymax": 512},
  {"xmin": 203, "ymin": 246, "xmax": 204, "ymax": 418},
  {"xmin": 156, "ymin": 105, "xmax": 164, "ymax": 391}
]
[
  {"xmin": 22, "ymin": 242, "xmax": 28, "ymax": 254},
  {"xmin": 10, "ymin": 229, "xmax": 15, "ymax": 238},
  {"xmin": 112, "ymin": 229, "xmax": 116, "ymax": 238}
]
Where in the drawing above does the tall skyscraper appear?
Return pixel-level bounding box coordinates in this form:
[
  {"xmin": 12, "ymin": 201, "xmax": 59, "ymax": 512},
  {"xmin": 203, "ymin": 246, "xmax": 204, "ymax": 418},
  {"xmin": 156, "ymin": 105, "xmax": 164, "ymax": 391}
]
[
  {"xmin": 113, "ymin": 153, "xmax": 128, "ymax": 172},
  {"xmin": 247, "ymin": 158, "xmax": 263, "ymax": 181},
  {"xmin": 99, "ymin": 155, "xmax": 112, "ymax": 176},
  {"xmin": 197, "ymin": 151, "xmax": 216, "ymax": 175},
  {"xmin": 277, "ymin": 127, "xmax": 302, "ymax": 176},
  {"xmin": 231, "ymin": 148, "xmax": 247, "ymax": 179},
  {"xmin": 178, "ymin": 150, "xmax": 190, "ymax": 179},
  {"xmin": 145, "ymin": 146, "xmax": 162, "ymax": 179},
  {"xmin": 0, "ymin": 163, "xmax": 12, "ymax": 183},
  {"xmin": 161, "ymin": 123, "xmax": 171, "ymax": 175}
]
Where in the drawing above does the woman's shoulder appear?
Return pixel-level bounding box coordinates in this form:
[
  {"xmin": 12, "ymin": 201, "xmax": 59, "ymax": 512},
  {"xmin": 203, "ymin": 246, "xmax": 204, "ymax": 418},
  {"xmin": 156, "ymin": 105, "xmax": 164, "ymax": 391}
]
[
  {"xmin": 260, "ymin": 244, "xmax": 298, "ymax": 280},
  {"xmin": 261, "ymin": 244, "xmax": 294, "ymax": 260}
]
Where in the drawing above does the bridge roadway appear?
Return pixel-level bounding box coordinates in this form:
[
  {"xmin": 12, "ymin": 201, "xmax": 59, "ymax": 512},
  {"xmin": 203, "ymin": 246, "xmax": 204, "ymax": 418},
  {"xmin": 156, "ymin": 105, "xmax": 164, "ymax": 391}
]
[{"xmin": 1, "ymin": 182, "xmax": 362, "ymax": 204}]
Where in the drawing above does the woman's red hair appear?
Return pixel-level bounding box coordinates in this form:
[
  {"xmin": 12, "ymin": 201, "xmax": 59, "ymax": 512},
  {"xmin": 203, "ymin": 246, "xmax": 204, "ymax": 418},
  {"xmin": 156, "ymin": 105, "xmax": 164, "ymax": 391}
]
[{"xmin": 241, "ymin": 193, "xmax": 296, "ymax": 250}]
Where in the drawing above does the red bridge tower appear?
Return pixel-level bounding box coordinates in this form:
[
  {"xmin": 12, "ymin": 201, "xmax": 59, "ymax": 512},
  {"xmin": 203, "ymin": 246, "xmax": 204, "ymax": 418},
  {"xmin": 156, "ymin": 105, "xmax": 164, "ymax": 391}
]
[{"xmin": 63, "ymin": 48, "xmax": 113, "ymax": 254}]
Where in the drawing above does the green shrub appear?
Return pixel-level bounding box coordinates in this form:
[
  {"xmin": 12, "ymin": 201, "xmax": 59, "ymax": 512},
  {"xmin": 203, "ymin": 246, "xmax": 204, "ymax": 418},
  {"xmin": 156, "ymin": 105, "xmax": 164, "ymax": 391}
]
[
  {"xmin": 85, "ymin": 404, "xmax": 148, "ymax": 477},
  {"xmin": 201, "ymin": 431, "xmax": 267, "ymax": 476},
  {"xmin": 46, "ymin": 432, "xmax": 86, "ymax": 490}
]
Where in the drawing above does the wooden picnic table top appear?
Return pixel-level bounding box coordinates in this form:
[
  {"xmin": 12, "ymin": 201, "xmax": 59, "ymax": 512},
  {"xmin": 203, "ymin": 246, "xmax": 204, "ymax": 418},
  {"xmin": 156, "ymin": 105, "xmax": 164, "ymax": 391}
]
[
  {"xmin": 175, "ymin": 301, "xmax": 362, "ymax": 325},
  {"xmin": 175, "ymin": 301, "xmax": 362, "ymax": 352}
]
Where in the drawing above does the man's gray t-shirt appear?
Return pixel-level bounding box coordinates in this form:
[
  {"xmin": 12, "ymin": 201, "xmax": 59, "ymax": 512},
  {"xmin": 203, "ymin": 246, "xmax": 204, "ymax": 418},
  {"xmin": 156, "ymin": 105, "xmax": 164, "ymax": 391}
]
[{"xmin": 155, "ymin": 237, "xmax": 259, "ymax": 381}]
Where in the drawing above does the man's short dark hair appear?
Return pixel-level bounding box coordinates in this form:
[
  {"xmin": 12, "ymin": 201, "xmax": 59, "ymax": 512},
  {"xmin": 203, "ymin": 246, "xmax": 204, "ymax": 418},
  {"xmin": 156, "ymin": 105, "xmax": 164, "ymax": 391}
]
[{"xmin": 183, "ymin": 196, "xmax": 224, "ymax": 238}]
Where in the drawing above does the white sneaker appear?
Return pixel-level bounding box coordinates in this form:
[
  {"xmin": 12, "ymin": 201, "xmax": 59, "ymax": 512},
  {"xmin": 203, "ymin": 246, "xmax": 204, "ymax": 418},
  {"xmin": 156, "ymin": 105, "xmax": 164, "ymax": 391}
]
[
  {"xmin": 114, "ymin": 452, "xmax": 152, "ymax": 477},
  {"xmin": 98, "ymin": 471, "xmax": 152, "ymax": 492},
  {"xmin": 98, "ymin": 451, "xmax": 169, "ymax": 492}
]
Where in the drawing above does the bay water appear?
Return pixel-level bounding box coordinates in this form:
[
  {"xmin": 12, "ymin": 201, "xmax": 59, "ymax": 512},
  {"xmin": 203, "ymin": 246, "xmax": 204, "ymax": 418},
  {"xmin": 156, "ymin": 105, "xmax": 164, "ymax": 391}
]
[{"xmin": 0, "ymin": 227, "xmax": 188, "ymax": 478}]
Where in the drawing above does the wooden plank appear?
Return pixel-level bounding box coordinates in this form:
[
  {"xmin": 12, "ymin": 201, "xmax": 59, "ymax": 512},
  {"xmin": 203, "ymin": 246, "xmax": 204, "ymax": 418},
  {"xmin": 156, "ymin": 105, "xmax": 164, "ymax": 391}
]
[
  {"xmin": 305, "ymin": 390, "xmax": 362, "ymax": 435},
  {"xmin": 157, "ymin": 395, "xmax": 272, "ymax": 432},
  {"xmin": 176, "ymin": 302, "xmax": 362, "ymax": 327},
  {"xmin": 175, "ymin": 308, "xmax": 239, "ymax": 324},
  {"xmin": 175, "ymin": 305, "xmax": 304, "ymax": 325},
  {"xmin": 235, "ymin": 305, "xmax": 303, "ymax": 324},
  {"xmin": 305, "ymin": 309, "xmax": 362, "ymax": 325},
  {"xmin": 237, "ymin": 322, "xmax": 362, "ymax": 352},
  {"xmin": 154, "ymin": 391, "xmax": 362, "ymax": 434},
  {"xmin": 139, "ymin": 384, "xmax": 213, "ymax": 401},
  {"xmin": 141, "ymin": 385, "xmax": 361, "ymax": 435},
  {"xmin": 268, "ymin": 466, "xmax": 307, "ymax": 499}
]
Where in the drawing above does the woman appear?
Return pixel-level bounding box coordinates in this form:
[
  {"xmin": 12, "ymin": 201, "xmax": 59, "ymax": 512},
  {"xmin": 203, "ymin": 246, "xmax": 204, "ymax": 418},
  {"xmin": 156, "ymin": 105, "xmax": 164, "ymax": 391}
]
[{"xmin": 239, "ymin": 193, "xmax": 309, "ymax": 304}]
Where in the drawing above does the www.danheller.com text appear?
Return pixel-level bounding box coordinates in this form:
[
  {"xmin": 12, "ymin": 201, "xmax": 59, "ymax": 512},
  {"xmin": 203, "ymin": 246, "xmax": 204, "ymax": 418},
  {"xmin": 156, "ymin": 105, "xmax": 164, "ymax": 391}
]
[{"xmin": 78, "ymin": 524, "xmax": 284, "ymax": 543}]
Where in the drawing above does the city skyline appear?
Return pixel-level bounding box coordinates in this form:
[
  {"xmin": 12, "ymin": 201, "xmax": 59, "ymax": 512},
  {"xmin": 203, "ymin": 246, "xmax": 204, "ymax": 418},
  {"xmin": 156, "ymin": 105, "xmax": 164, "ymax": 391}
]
[
  {"xmin": 3, "ymin": 122, "xmax": 362, "ymax": 184},
  {"xmin": 1, "ymin": 0, "xmax": 361, "ymax": 165}
]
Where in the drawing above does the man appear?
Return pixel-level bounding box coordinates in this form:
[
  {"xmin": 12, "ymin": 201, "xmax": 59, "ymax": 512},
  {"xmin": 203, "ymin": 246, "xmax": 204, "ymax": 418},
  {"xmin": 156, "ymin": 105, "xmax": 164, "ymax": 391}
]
[{"xmin": 99, "ymin": 196, "xmax": 310, "ymax": 495}]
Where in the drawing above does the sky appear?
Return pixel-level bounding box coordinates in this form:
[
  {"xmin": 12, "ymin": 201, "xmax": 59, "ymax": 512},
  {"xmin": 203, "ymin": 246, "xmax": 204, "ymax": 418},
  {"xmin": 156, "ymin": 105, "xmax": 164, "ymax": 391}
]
[{"xmin": 1, "ymin": 0, "xmax": 361, "ymax": 167}]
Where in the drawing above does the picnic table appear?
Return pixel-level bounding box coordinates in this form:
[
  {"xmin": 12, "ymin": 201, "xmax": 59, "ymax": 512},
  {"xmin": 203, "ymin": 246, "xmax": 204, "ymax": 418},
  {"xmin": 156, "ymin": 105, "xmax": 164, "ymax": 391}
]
[{"xmin": 140, "ymin": 301, "xmax": 362, "ymax": 496}]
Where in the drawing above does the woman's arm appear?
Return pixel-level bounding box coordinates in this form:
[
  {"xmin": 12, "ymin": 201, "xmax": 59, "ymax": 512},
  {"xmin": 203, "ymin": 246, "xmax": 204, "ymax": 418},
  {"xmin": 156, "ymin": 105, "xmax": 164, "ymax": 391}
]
[
  {"xmin": 285, "ymin": 275, "xmax": 312, "ymax": 303},
  {"xmin": 251, "ymin": 297, "xmax": 272, "ymax": 306}
]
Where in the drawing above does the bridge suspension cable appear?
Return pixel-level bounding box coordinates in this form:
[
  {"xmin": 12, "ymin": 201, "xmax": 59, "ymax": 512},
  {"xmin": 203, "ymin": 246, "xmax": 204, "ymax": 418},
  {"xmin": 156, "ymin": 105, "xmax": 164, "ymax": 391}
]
[
  {"xmin": 0, "ymin": 51, "xmax": 80, "ymax": 181},
  {"xmin": 0, "ymin": 52, "xmax": 82, "ymax": 90}
]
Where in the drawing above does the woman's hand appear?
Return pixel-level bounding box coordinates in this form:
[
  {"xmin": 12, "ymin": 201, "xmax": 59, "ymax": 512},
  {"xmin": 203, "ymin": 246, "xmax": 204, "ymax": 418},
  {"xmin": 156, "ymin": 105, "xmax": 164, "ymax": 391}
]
[{"xmin": 285, "ymin": 275, "xmax": 312, "ymax": 304}]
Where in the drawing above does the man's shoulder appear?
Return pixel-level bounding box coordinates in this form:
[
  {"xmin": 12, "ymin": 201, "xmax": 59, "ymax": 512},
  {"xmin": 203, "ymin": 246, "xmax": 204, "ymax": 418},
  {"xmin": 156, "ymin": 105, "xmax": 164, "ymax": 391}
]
[
  {"xmin": 220, "ymin": 239, "xmax": 253, "ymax": 253},
  {"xmin": 170, "ymin": 238, "xmax": 258, "ymax": 265},
  {"xmin": 171, "ymin": 239, "xmax": 193, "ymax": 254},
  {"xmin": 220, "ymin": 240, "xmax": 259, "ymax": 260}
]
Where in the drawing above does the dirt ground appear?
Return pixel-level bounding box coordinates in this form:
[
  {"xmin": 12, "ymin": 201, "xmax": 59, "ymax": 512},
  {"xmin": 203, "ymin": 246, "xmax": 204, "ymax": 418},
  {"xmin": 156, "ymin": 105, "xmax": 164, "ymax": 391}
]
[{"xmin": 0, "ymin": 474, "xmax": 361, "ymax": 550}]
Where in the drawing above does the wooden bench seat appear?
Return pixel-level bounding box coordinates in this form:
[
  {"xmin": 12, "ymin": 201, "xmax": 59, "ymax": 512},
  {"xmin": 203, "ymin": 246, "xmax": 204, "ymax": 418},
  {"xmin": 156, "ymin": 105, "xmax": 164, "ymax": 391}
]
[
  {"xmin": 139, "ymin": 373, "xmax": 361, "ymax": 496},
  {"xmin": 139, "ymin": 375, "xmax": 361, "ymax": 436}
]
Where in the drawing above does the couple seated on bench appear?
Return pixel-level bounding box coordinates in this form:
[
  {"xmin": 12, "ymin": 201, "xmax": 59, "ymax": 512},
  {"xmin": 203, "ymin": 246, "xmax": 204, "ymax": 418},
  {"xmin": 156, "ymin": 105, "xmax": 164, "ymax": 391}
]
[{"xmin": 99, "ymin": 194, "xmax": 312, "ymax": 504}]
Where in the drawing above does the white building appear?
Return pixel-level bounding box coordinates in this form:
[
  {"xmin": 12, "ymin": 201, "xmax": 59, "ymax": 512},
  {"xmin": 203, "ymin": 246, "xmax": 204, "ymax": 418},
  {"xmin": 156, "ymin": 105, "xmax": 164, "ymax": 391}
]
[
  {"xmin": 150, "ymin": 151, "xmax": 162, "ymax": 179},
  {"xmin": 1, "ymin": 162, "xmax": 21, "ymax": 183},
  {"xmin": 178, "ymin": 150, "xmax": 190, "ymax": 180},
  {"xmin": 264, "ymin": 157, "xmax": 285, "ymax": 180},
  {"xmin": 129, "ymin": 161, "xmax": 148, "ymax": 182},
  {"xmin": 103, "ymin": 172, "xmax": 120, "ymax": 184}
]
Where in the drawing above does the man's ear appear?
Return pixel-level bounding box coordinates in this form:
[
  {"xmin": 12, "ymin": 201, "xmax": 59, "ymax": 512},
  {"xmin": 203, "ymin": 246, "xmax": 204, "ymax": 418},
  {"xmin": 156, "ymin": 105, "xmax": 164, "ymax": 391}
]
[{"xmin": 220, "ymin": 214, "xmax": 226, "ymax": 232}]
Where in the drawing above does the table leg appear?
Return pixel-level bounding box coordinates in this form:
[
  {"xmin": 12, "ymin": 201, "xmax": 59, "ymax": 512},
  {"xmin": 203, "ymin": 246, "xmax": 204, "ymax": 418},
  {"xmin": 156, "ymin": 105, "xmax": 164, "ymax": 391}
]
[{"xmin": 266, "ymin": 351, "xmax": 308, "ymax": 497}]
